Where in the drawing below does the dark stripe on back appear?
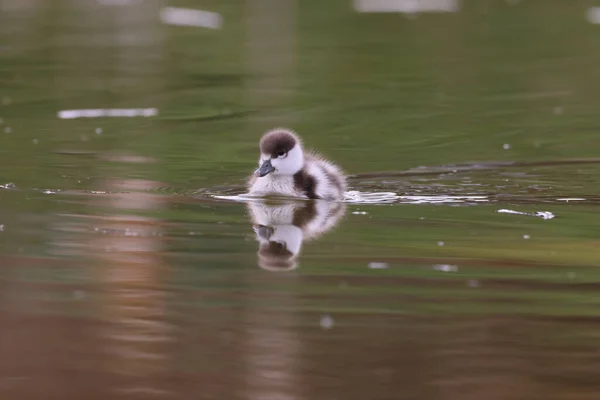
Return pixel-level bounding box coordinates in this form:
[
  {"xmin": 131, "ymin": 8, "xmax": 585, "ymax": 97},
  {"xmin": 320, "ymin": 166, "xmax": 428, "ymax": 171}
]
[
  {"xmin": 293, "ymin": 168, "xmax": 317, "ymax": 199},
  {"xmin": 292, "ymin": 201, "xmax": 318, "ymax": 227}
]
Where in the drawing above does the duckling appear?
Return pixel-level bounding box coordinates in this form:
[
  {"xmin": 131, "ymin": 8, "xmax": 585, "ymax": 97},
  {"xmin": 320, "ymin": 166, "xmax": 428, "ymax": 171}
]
[
  {"xmin": 247, "ymin": 199, "xmax": 346, "ymax": 271},
  {"xmin": 248, "ymin": 128, "xmax": 347, "ymax": 201}
]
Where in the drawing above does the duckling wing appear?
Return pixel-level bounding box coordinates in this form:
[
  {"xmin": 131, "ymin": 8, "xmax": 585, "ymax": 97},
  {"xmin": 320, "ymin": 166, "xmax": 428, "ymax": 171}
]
[
  {"xmin": 301, "ymin": 200, "xmax": 346, "ymax": 241},
  {"xmin": 304, "ymin": 151, "xmax": 347, "ymax": 200}
]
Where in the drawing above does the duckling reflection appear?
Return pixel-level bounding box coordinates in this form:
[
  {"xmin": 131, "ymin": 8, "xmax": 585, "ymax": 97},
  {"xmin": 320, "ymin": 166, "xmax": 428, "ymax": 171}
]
[{"xmin": 247, "ymin": 200, "xmax": 346, "ymax": 271}]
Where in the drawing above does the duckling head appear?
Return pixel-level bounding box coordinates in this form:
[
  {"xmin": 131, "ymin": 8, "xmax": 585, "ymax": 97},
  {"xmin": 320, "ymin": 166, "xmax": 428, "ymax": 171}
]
[
  {"xmin": 254, "ymin": 224, "xmax": 303, "ymax": 271},
  {"xmin": 255, "ymin": 128, "xmax": 304, "ymax": 177}
]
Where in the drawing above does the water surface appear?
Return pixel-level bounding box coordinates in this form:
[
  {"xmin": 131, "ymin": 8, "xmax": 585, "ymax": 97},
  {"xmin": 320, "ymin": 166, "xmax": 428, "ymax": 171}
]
[{"xmin": 1, "ymin": 1, "xmax": 600, "ymax": 399}]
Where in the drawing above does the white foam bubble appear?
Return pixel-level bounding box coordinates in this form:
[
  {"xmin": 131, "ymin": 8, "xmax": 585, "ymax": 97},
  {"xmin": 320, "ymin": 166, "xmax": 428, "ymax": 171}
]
[
  {"xmin": 354, "ymin": 0, "xmax": 460, "ymax": 13},
  {"xmin": 58, "ymin": 108, "xmax": 158, "ymax": 119},
  {"xmin": 535, "ymin": 211, "xmax": 555, "ymax": 220},
  {"xmin": 399, "ymin": 195, "xmax": 488, "ymax": 204},
  {"xmin": 368, "ymin": 262, "xmax": 389, "ymax": 269},
  {"xmin": 98, "ymin": 0, "xmax": 141, "ymax": 5},
  {"xmin": 160, "ymin": 7, "xmax": 223, "ymax": 29},
  {"xmin": 586, "ymin": 7, "xmax": 600, "ymax": 24},
  {"xmin": 497, "ymin": 209, "xmax": 555, "ymax": 220},
  {"xmin": 344, "ymin": 190, "xmax": 401, "ymax": 204},
  {"xmin": 320, "ymin": 314, "xmax": 334, "ymax": 330},
  {"xmin": 433, "ymin": 264, "xmax": 458, "ymax": 272}
]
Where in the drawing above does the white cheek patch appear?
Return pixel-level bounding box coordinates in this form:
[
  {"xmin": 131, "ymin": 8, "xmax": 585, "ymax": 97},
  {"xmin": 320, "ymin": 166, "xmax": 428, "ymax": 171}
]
[
  {"xmin": 272, "ymin": 145, "xmax": 303, "ymax": 175},
  {"xmin": 269, "ymin": 225, "xmax": 303, "ymax": 255}
]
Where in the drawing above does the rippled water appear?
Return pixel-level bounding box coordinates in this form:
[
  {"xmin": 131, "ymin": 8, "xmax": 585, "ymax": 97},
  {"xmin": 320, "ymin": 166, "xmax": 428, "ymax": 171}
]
[{"xmin": 2, "ymin": 1, "xmax": 600, "ymax": 399}]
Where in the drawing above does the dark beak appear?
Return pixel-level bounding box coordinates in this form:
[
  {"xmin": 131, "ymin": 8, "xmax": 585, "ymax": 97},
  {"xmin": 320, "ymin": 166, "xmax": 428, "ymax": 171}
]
[
  {"xmin": 255, "ymin": 224, "xmax": 274, "ymax": 239},
  {"xmin": 254, "ymin": 159, "xmax": 275, "ymax": 177}
]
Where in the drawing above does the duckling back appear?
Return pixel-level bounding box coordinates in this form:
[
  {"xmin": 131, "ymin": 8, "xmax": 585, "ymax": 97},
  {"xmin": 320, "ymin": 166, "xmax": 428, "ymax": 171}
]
[{"xmin": 300, "ymin": 153, "xmax": 347, "ymax": 201}]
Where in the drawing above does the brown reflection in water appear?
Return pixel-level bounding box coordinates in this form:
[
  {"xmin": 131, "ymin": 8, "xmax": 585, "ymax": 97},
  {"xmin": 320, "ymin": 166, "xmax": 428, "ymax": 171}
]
[
  {"xmin": 76, "ymin": 0, "xmax": 173, "ymax": 395},
  {"xmin": 90, "ymin": 177, "xmax": 174, "ymax": 397},
  {"xmin": 241, "ymin": 307, "xmax": 303, "ymax": 400},
  {"xmin": 56, "ymin": 0, "xmax": 174, "ymax": 396},
  {"xmin": 0, "ymin": 259, "xmax": 109, "ymax": 400},
  {"xmin": 293, "ymin": 313, "xmax": 600, "ymax": 400}
]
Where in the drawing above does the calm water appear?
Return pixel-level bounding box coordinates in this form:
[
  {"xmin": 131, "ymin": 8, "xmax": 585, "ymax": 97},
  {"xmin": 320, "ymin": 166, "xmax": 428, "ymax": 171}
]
[{"xmin": 1, "ymin": 1, "xmax": 600, "ymax": 399}]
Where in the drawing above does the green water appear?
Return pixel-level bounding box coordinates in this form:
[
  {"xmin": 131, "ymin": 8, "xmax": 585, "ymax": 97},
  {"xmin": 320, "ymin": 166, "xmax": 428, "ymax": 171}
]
[{"xmin": 1, "ymin": 1, "xmax": 600, "ymax": 399}]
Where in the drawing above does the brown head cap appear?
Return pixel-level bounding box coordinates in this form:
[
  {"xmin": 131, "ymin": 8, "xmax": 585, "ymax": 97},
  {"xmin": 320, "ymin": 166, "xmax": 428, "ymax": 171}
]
[
  {"xmin": 259, "ymin": 128, "xmax": 300, "ymax": 158},
  {"xmin": 257, "ymin": 241, "xmax": 297, "ymax": 271}
]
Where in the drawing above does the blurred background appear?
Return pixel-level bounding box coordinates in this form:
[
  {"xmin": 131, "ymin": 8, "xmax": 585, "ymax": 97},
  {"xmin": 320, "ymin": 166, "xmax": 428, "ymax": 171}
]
[{"xmin": 1, "ymin": 0, "xmax": 600, "ymax": 399}]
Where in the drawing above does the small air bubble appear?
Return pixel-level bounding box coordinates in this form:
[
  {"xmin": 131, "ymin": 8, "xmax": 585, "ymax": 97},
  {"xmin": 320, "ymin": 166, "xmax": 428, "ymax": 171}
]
[
  {"xmin": 467, "ymin": 279, "xmax": 480, "ymax": 288},
  {"xmin": 437, "ymin": 241, "xmax": 445, "ymax": 247},
  {"xmin": 523, "ymin": 234, "xmax": 530, "ymax": 239},
  {"xmin": 503, "ymin": 143, "xmax": 511, "ymax": 150},
  {"xmin": 4, "ymin": 126, "xmax": 11, "ymax": 133},
  {"xmin": 433, "ymin": 264, "xmax": 458, "ymax": 272},
  {"xmin": 0, "ymin": 224, "xmax": 4, "ymax": 232},
  {"xmin": 73, "ymin": 290, "xmax": 85, "ymax": 300},
  {"xmin": 368, "ymin": 262, "xmax": 388, "ymax": 269},
  {"xmin": 95, "ymin": 128, "xmax": 103, "ymax": 134},
  {"xmin": 320, "ymin": 314, "xmax": 334, "ymax": 330}
]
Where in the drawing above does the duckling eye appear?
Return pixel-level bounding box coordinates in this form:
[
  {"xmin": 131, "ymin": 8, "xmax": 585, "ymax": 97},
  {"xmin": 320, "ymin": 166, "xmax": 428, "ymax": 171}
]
[{"xmin": 277, "ymin": 151, "xmax": 287, "ymax": 158}]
